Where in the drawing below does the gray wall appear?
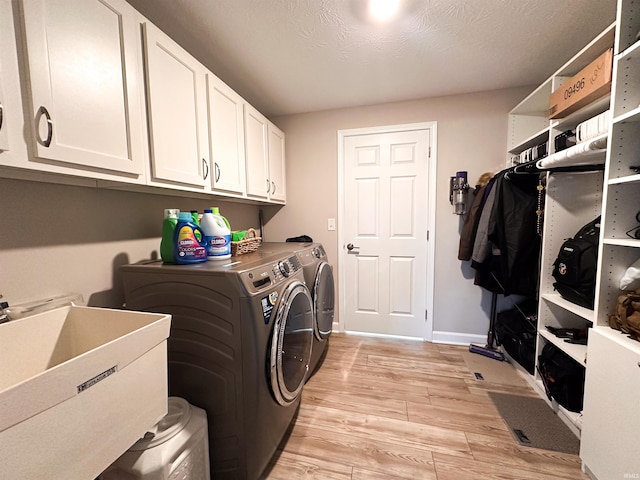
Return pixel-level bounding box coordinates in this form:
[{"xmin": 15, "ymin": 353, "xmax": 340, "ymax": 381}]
[
  {"xmin": 0, "ymin": 178, "xmax": 261, "ymax": 308},
  {"xmin": 267, "ymin": 86, "xmax": 531, "ymax": 343}
]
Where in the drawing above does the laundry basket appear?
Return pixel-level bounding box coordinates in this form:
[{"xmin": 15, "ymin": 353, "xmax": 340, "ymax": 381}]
[
  {"xmin": 231, "ymin": 228, "xmax": 262, "ymax": 256},
  {"xmin": 99, "ymin": 397, "xmax": 210, "ymax": 480}
]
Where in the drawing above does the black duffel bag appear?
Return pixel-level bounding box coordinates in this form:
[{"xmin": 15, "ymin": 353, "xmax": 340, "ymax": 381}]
[
  {"xmin": 537, "ymin": 342, "xmax": 585, "ymax": 412},
  {"xmin": 494, "ymin": 300, "xmax": 537, "ymax": 374}
]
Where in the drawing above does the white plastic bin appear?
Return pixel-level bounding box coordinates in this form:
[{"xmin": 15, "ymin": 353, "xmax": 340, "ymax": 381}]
[{"xmin": 100, "ymin": 397, "xmax": 210, "ymax": 480}]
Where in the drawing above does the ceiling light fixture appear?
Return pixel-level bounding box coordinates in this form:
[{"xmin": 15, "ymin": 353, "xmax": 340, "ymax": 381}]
[{"xmin": 367, "ymin": 0, "xmax": 401, "ymax": 23}]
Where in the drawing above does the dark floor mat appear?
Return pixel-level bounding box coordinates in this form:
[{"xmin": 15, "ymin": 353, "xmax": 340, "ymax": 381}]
[{"xmin": 488, "ymin": 392, "xmax": 580, "ymax": 455}]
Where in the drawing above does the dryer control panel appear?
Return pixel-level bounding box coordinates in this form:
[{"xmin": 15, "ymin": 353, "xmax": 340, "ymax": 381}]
[
  {"xmin": 311, "ymin": 245, "xmax": 326, "ymax": 259},
  {"xmin": 272, "ymin": 256, "xmax": 301, "ymax": 281},
  {"xmin": 293, "ymin": 244, "xmax": 327, "ymax": 269},
  {"xmin": 239, "ymin": 255, "xmax": 302, "ymax": 294}
]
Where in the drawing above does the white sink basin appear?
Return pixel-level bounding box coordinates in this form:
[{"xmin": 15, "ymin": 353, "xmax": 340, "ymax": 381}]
[{"xmin": 0, "ymin": 305, "xmax": 171, "ymax": 480}]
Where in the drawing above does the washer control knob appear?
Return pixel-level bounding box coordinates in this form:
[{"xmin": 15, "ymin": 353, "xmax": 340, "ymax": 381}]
[
  {"xmin": 312, "ymin": 248, "xmax": 320, "ymax": 258},
  {"xmin": 278, "ymin": 261, "xmax": 290, "ymax": 277}
]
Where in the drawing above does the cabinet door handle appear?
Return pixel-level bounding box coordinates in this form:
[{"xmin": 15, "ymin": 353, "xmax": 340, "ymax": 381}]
[
  {"xmin": 266, "ymin": 179, "xmax": 271, "ymax": 194},
  {"xmin": 202, "ymin": 158, "xmax": 209, "ymax": 180},
  {"xmin": 214, "ymin": 162, "xmax": 221, "ymax": 182},
  {"xmin": 271, "ymin": 181, "xmax": 276, "ymax": 194},
  {"xmin": 36, "ymin": 106, "xmax": 53, "ymax": 147},
  {"xmin": 0, "ymin": 102, "xmax": 4, "ymax": 133}
]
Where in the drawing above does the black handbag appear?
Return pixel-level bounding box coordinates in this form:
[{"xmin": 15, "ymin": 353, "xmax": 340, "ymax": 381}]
[
  {"xmin": 537, "ymin": 343, "xmax": 585, "ymax": 412},
  {"xmin": 494, "ymin": 300, "xmax": 537, "ymax": 374}
]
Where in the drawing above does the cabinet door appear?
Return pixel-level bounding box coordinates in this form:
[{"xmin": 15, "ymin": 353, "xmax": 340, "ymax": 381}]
[
  {"xmin": 207, "ymin": 73, "xmax": 246, "ymax": 195},
  {"xmin": 143, "ymin": 22, "xmax": 208, "ymax": 188},
  {"xmin": 0, "ymin": 58, "xmax": 9, "ymax": 152},
  {"xmin": 268, "ymin": 122, "xmax": 286, "ymax": 203},
  {"xmin": 20, "ymin": 0, "xmax": 145, "ymax": 175},
  {"xmin": 580, "ymin": 329, "xmax": 640, "ymax": 479},
  {"xmin": 244, "ymin": 104, "xmax": 269, "ymax": 199}
]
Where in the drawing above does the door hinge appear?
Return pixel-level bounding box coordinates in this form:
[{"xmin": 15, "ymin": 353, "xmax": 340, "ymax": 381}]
[
  {"xmin": 428, "ymin": 146, "xmax": 431, "ymax": 158},
  {"xmin": 427, "ymin": 230, "xmax": 429, "ymax": 241},
  {"xmin": 425, "ymin": 310, "xmax": 428, "ymax": 320}
]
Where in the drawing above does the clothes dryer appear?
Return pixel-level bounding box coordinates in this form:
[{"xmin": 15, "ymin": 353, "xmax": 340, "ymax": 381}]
[
  {"xmin": 121, "ymin": 251, "xmax": 313, "ymax": 480},
  {"xmin": 262, "ymin": 242, "xmax": 335, "ymax": 378}
]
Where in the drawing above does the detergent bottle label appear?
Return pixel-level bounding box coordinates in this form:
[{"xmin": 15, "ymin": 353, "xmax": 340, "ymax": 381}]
[
  {"xmin": 204, "ymin": 234, "xmax": 231, "ymax": 257},
  {"xmin": 176, "ymin": 225, "xmax": 207, "ymax": 262}
]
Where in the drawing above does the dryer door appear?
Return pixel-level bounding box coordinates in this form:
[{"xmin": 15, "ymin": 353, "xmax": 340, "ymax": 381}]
[
  {"xmin": 312, "ymin": 261, "xmax": 335, "ymax": 341},
  {"xmin": 270, "ymin": 280, "xmax": 313, "ymax": 406}
]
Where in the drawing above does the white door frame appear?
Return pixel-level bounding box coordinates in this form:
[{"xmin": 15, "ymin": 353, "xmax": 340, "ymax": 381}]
[{"xmin": 337, "ymin": 122, "xmax": 437, "ymax": 341}]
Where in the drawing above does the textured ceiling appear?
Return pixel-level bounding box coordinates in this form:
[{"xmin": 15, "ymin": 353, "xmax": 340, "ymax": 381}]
[{"xmin": 126, "ymin": 0, "xmax": 617, "ymax": 116}]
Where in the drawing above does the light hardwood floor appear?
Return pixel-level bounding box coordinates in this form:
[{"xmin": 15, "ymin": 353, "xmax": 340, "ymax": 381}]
[{"xmin": 262, "ymin": 333, "xmax": 589, "ymax": 480}]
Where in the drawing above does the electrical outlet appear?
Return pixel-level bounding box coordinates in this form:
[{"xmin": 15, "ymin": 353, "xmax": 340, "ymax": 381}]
[{"xmin": 327, "ymin": 218, "xmax": 336, "ymax": 231}]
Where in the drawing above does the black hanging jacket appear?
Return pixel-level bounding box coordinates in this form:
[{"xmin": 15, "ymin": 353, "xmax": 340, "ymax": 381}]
[
  {"xmin": 458, "ymin": 184, "xmax": 488, "ymax": 261},
  {"xmin": 472, "ymin": 170, "xmax": 541, "ymax": 296}
]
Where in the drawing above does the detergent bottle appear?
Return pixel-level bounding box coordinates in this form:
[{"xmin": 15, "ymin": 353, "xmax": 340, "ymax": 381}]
[
  {"xmin": 200, "ymin": 208, "xmax": 231, "ymax": 260},
  {"xmin": 211, "ymin": 207, "xmax": 231, "ymax": 229},
  {"xmin": 174, "ymin": 212, "xmax": 207, "ymax": 264},
  {"xmin": 190, "ymin": 209, "xmax": 203, "ymax": 242},
  {"xmin": 160, "ymin": 208, "xmax": 180, "ymax": 264}
]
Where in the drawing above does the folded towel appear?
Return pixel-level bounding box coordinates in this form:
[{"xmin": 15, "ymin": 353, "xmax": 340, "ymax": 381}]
[{"xmin": 232, "ymin": 230, "xmax": 247, "ymax": 242}]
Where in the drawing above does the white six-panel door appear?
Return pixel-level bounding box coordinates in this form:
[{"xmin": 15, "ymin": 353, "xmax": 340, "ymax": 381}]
[{"xmin": 341, "ymin": 126, "xmax": 432, "ymax": 338}]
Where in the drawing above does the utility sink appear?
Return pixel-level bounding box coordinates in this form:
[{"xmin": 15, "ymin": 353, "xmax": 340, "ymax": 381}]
[{"xmin": 0, "ymin": 305, "xmax": 171, "ymax": 480}]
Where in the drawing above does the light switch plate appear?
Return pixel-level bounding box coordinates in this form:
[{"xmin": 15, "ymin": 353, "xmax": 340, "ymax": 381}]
[{"xmin": 327, "ymin": 218, "xmax": 336, "ymax": 231}]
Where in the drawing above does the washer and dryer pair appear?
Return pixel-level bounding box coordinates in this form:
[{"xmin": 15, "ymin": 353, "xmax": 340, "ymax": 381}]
[
  {"xmin": 262, "ymin": 242, "xmax": 335, "ymax": 378},
  {"xmin": 120, "ymin": 244, "xmax": 334, "ymax": 480}
]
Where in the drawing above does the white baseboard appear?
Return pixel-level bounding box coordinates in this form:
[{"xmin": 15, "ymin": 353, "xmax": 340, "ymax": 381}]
[
  {"xmin": 341, "ymin": 330, "xmax": 424, "ymax": 341},
  {"xmin": 332, "ymin": 325, "xmax": 487, "ymax": 346},
  {"xmin": 431, "ymin": 331, "xmax": 487, "ymax": 346}
]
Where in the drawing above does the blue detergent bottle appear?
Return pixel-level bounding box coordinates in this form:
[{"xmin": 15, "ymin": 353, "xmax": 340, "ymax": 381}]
[{"xmin": 174, "ymin": 212, "xmax": 207, "ymax": 264}]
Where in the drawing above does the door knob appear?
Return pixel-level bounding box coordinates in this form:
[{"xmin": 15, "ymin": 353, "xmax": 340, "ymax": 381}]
[{"xmin": 346, "ymin": 243, "xmax": 359, "ymax": 251}]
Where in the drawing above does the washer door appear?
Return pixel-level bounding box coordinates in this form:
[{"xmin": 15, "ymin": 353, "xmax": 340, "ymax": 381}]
[
  {"xmin": 270, "ymin": 280, "xmax": 314, "ymax": 406},
  {"xmin": 312, "ymin": 261, "xmax": 335, "ymax": 341}
]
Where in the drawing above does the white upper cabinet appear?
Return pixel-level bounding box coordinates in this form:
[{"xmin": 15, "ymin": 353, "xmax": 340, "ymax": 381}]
[
  {"xmin": 0, "ymin": 0, "xmax": 30, "ymax": 171},
  {"xmin": 19, "ymin": 0, "xmax": 145, "ymax": 176},
  {"xmin": 207, "ymin": 73, "xmax": 246, "ymax": 195},
  {"xmin": 244, "ymin": 103, "xmax": 270, "ymax": 200},
  {"xmin": 0, "ymin": 60, "xmax": 9, "ymax": 153},
  {"xmin": 142, "ymin": 21, "xmax": 208, "ymax": 189},
  {"xmin": 3, "ymin": 1, "xmax": 285, "ymax": 203},
  {"xmin": 268, "ymin": 122, "xmax": 286, "ymax": 203},
  {"xmin": 244, "ymin": 103, "xmax": 287, "ymax": 203}
]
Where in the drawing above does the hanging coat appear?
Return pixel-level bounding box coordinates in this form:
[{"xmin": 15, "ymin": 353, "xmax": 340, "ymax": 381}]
[
  {"xmin": 471, "ymin": 175, "xmax": 499, "ymax": 268},
  {"xmin": 458, "ymin": 184, "xmax": 488, "ymax": 261},
  {"xmin": 472, "ymin": 170, "xmax": 541, "ymax": 296}
]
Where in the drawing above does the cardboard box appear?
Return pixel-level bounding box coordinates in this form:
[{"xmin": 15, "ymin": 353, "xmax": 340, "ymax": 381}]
[
  {"xmin": 549, "ymin": 48, "xmax": 613, "ymax": 119},
  {"xmin": 0, "ymin": 306, "xmax": 171, "ymax": 480}
]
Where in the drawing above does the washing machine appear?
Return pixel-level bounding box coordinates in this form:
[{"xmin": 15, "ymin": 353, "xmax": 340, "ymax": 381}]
[
  {"xmin": 262, "ymin": 242, "xmax": 335, "ymax": 378},
  {"xmin": 120, "ymin": 250, "xmax": 314, "ymax": 480}
]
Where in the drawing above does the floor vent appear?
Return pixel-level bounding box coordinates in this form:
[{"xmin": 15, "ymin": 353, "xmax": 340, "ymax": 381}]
[{"xmin": 513, "ymin": 429, "xmax": 532, "ymax": 444}]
